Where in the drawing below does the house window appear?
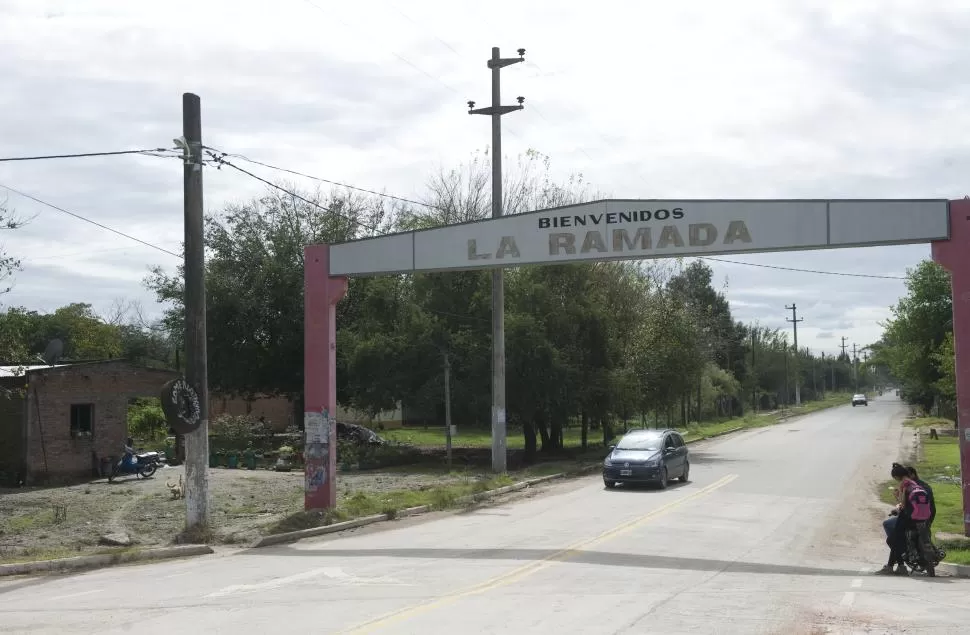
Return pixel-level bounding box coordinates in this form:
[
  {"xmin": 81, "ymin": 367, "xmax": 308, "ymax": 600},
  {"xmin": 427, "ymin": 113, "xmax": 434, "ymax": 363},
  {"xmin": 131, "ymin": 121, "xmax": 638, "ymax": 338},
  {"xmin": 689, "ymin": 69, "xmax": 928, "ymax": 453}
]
[{"xmin": 70, "ymin": 404, "xmax": 94, "ymax": 439}]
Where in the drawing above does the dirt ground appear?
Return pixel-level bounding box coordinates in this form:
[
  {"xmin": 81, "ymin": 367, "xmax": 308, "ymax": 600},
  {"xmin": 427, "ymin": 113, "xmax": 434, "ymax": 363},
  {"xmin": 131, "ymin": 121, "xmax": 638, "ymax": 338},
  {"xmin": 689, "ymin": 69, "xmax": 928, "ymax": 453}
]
[{"xmin": 0, "ymin": 464, "xmax": 480, "ymax": 563}]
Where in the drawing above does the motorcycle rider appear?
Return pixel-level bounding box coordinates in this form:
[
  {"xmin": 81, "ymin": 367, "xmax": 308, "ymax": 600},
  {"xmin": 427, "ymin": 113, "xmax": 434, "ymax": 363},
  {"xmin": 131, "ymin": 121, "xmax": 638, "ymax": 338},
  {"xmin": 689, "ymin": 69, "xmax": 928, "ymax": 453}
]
[
  {"xmin": 122, "ymin": 437, "xmax": 136, "ymax": 469},
  {"xmin": 883, "ymin": 464, "xmax": 937, "ymax": 538},
  {"xmin": 878, "ymin": 463, "xmax": 921, "ymax": 575}
]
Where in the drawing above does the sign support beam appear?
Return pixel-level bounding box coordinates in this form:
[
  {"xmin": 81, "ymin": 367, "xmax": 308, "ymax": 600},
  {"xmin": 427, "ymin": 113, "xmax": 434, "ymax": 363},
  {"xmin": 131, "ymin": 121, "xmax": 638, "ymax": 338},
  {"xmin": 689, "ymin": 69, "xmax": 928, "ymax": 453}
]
[
  {"xmin": 304, "ymin": 244, "xmax": 347, "ymax": 510},
  {"xmin": 932, "ymin": 198, "xmax": 970, "ymax": 536}
]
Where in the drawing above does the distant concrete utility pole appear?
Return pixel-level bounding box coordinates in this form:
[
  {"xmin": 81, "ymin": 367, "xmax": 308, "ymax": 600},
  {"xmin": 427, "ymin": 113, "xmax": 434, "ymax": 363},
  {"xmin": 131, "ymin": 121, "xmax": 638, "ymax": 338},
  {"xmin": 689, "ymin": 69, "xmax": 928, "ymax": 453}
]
[
  {"xmin": 840, "ymin": 337, "xmax": 849, "ymax": 360},
  {"xmin": 786, "ymin": 304, "xmax": 804, "ymax": 406},
  {"xmin": 181, "ymin": 93, "xmax": 210, "ymax": 530},
  {"xmin": 468, "ymin": 46, "xmax": 525, "ymax": 474}
]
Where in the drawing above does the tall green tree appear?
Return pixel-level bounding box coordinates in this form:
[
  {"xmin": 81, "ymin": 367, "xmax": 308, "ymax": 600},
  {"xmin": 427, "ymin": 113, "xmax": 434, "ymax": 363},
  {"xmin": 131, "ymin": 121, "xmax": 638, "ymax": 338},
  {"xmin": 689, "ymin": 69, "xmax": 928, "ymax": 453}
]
[
  {"xmin": 146, "ymin": 186, "xmax": 394, "ymax": 402},
  {"xmin": 876, "ymin": 261, "xmax": 952, "ymax": 411}
]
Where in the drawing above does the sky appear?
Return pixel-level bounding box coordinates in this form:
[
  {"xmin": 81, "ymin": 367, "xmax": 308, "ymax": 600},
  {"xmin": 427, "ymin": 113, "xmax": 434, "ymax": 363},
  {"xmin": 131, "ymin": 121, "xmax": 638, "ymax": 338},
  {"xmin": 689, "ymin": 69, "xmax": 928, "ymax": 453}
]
[{"xmin": 1, "ymin": 0, "xmax": 967, "ymax": 359}]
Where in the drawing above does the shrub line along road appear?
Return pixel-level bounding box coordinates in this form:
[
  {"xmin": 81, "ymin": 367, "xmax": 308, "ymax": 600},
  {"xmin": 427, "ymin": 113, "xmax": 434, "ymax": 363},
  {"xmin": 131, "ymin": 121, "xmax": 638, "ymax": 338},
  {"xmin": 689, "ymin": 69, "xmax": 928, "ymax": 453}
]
[{"xmin": 1, "ymin": 395, "xmax": 968, "ymax": 634}]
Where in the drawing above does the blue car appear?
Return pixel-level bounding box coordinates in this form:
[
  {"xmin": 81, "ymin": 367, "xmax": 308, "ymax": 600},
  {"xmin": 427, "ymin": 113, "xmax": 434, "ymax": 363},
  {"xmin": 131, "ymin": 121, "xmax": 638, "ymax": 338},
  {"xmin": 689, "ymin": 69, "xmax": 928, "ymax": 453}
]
[{"xmin": 603, "ymin": 428, "xmax": 689, "ymax": 489}]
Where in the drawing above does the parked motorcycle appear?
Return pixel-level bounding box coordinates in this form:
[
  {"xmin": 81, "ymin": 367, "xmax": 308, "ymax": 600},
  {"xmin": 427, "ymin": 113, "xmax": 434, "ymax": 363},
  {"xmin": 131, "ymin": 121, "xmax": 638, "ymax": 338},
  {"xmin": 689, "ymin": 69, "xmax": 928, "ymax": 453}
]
[
  {"xmin": 889, "ymin": 509, "xmax": 944, "ymax": 576},
  {"xmin": 108, "ymin": 451, "xmax": 162, "ymax": 482}
]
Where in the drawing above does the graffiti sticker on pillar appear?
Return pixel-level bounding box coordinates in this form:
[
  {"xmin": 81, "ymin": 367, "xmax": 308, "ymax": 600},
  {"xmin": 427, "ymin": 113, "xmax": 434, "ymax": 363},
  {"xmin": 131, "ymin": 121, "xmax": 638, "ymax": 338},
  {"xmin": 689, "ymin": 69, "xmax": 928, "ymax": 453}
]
[
  {"xmin": 305, "ymin": 411, "xmax": 326, "ymax": 444},
  {"xmin": 307, "ymin": 466, "xmax": 326, "ymax": 492}
]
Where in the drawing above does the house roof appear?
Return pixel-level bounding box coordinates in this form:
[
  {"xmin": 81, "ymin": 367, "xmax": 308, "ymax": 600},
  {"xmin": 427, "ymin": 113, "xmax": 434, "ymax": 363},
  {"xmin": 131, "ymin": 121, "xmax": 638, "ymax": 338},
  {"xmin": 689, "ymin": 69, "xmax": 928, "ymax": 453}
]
[
  {"xmin": 0, "ymin": 363, "xmax": 73, "ymax": 378},
  {"xmin": 0, "ymin": 360, "xmax": 178, "ymax": 378}
]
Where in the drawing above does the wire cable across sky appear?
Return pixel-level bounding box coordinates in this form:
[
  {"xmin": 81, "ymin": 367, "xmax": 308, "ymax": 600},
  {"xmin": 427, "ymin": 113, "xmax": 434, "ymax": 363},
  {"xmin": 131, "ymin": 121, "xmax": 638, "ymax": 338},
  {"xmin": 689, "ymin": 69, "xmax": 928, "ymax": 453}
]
[
  {"xmin": 0, "ymin": 148, "xmax": 178, "ymax": 163},
  {"xmin": 0, "ymin": 143, "xmax": 913, "ymax": 283},
  {"xmin": 0, "ymin": 182, "xmax": 182, "ymax": 259}
]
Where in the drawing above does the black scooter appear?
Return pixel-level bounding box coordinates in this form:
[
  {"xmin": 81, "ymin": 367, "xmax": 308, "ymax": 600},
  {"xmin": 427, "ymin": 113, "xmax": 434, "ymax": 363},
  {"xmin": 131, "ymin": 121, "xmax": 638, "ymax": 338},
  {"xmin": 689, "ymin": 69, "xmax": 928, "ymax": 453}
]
[{"xmin": 889, "ymin": 509, "xmax": 944, "ymax": 576}]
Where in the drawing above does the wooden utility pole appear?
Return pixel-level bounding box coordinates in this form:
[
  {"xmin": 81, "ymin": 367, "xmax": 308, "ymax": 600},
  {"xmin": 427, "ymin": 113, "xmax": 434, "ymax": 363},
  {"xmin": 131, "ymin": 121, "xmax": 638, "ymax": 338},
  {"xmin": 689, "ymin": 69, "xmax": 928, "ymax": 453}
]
[{"xmin": 182, "ymin": 93, "xmax": 210, "ymax": 530}]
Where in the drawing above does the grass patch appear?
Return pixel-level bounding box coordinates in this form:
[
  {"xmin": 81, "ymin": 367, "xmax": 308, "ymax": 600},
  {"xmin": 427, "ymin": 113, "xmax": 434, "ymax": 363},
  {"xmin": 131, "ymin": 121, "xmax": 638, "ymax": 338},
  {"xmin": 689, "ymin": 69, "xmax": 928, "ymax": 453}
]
[
  {"xmin": 680, "ymin": 392, "xmax": 852, "ymax": 442},
  {"xmin": 266, "ymin": 474, "xmax": 519, "ymax": 535},
  {"xmin": 381, "ymin": 427, "xmax": 596, "ymax": 449},
  {"xmin": 0, "ymin": 545, "xmax": 139, "ymax": 566},
  {"xmin": 905, "ymin": 416, "xmax": 955, "ymax": 430},
  {"xmin": 382, "ymin": 393, "xmax": 852, "ymax": 450}
]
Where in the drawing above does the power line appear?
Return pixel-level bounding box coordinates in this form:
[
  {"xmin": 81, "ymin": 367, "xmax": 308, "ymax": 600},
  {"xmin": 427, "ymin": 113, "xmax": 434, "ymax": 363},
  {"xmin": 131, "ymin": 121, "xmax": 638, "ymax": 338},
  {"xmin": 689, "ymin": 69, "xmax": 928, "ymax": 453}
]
[
  {"xmin": 208, "ymin": 150, "xmax": 908, "ymax": 282},
  {"xmin": 21, "ymin": 244, "xmax": 182, "ymax": 263},
  {"xmin": 206, "ymin": 148, "xmax": 434, "ymax": 211},
  {"xmin": 699, "ymin": 256, "xmax": 907, "ymax": 280},
  {"xmin": 207, "ymin": 153, "xmax": 385, "ymax": 235},
  {"xmin": 3, "ymin": 148, "xmax": 909, "ymax": 284},
  {"xmin": 0, "ymin": 182, "xmax": 182, "ymax": 259},
  {"xmin": 0, "ymin": 148, "xmax": 177, "ymax": 163}
]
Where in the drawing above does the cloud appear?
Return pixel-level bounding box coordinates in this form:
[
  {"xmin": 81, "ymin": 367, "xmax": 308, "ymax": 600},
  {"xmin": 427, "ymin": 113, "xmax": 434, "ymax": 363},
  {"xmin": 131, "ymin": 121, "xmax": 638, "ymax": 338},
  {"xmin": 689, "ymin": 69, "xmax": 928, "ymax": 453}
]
[{"xmin": 0, "ymin": 0, "xmax": 962, "ymax": 359}]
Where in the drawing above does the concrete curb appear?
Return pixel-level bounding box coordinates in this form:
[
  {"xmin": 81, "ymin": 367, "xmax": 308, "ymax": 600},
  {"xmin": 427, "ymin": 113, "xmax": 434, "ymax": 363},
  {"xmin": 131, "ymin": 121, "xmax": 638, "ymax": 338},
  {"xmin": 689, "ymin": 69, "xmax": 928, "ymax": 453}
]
[
  {"xmin": 251, "ymin": 472, "xmax": 579, "ymax": 548},
  {"xmin": 0, "ymin": 544, "xmax": 214, "ymax": 578},
  {"xmin": 937, "ymin": 562, "xmax": 970, "ymax": 578}
]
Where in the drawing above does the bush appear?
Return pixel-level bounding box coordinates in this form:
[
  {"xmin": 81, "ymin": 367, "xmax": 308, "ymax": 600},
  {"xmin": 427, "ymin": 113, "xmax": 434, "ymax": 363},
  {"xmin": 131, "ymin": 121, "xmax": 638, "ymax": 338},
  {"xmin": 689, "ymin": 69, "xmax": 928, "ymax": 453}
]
[
  {"xmin": 128, "ymin": 398, "xmax": 167, "ymax": 441},
  {"xmin": 209, "ymin": 414, "xmax": 270, "ymax": 452}
]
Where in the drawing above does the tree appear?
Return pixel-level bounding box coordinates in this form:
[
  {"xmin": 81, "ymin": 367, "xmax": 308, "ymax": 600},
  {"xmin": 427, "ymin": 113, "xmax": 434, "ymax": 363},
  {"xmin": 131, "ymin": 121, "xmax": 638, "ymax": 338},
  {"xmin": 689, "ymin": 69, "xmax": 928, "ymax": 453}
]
[
  {"xmin": 146, "ymin": 186, "xmax": 394, "ymax": 403},
  {"xmin": 137, "ymin": 148, "xmax": 833, "ymax": 459},
  {"xmin": 934, "ymin": 332, "xmax": 956, "ymax": 405},
  {"xmin": 666, "ymin": 261, "xmax": 736, "ymax": 422},
  {"xmin": 0, "ymin": 303, "xmax": 128, "ymax": 362},
  {"xmin": 876, "ymin": 261, "xmax": 952, "ymax": 411},
  {"xmin": 0, "ymin": 198, "xmax": 25, "ymax": 296},
  {"xmin": 0, "ymin": 306, "xmax": 34, "ymax": 361}
]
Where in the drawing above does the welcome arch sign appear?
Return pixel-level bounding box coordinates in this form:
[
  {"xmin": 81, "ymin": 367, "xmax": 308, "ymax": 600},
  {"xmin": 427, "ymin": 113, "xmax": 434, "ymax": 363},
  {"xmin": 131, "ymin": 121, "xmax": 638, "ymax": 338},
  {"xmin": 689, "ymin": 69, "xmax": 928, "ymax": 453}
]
[{"xmin": 304, "ymin": 198, "xmax": 970, "ymax": 533}]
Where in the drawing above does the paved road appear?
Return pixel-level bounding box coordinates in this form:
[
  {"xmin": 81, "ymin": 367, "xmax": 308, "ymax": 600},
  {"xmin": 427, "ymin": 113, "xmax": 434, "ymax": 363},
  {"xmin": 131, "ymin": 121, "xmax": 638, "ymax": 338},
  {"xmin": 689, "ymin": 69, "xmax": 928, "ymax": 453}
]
[{"xmin": 2, "ymin": 395, "xmax": 969, "ymax": 634}]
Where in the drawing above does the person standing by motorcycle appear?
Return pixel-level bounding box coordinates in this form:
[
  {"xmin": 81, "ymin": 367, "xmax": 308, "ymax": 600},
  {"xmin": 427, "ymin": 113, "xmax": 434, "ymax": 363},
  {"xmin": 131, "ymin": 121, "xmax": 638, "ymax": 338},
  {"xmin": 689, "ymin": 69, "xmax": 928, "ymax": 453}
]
[
  {"xmin": 123, "ymin": 437, "xmax": 136, "ymax": 469},
  {"xmin": 883, "ymin": 463, "xmax": 906, "ymax": 539}
]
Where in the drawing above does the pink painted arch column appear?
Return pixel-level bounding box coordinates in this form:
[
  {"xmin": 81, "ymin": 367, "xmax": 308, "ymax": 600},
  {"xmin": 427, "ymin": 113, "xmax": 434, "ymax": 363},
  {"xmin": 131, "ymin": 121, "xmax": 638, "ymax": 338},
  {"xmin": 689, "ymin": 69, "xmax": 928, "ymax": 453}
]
[
  {"xmin": 932, "ymin": 198, "xmax": 970, "ymax": 536},
  {"xmin": 304, "ymin": 243, "xmax": 348, "ymax": 511}
]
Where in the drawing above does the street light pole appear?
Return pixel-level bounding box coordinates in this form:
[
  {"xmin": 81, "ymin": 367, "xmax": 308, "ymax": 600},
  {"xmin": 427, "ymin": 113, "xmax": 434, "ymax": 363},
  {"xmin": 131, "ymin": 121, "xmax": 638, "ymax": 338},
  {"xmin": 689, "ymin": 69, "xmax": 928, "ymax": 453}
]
[{"xmin": 468, "ymin": 46, "xmax": 525, "ymax": 473}]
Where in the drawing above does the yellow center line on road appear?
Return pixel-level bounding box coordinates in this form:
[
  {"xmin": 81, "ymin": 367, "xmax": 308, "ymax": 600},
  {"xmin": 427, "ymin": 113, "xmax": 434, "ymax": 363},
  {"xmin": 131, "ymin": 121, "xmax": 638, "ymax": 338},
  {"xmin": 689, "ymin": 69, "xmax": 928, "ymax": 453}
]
[{"xmin": 340, "ymin": 473, "xmax": 739, "ymax": 634}]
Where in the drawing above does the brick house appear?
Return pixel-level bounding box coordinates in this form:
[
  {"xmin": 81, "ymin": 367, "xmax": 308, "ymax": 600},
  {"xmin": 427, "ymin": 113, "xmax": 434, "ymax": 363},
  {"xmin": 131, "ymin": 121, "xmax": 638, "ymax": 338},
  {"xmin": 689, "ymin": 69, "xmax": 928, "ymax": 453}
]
[{"xmin": 0, "ymin": 360, "xmax": 177, "ymax": 485}]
